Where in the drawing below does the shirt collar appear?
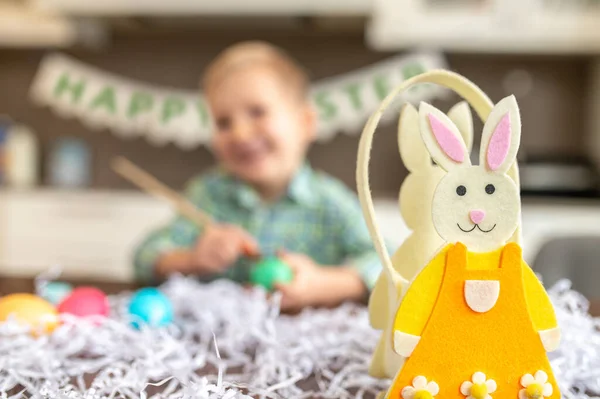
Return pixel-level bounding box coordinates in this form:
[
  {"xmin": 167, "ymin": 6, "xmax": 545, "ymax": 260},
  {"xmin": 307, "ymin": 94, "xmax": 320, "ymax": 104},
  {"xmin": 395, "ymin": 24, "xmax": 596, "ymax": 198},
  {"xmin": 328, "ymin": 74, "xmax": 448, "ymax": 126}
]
[
  {"xmin": 286, "ymin": 163, "xmax": 315, "ymax": 205},
  {"xmin": 219, "ymin": 163, "xmax": 316, "ymax": 209}
]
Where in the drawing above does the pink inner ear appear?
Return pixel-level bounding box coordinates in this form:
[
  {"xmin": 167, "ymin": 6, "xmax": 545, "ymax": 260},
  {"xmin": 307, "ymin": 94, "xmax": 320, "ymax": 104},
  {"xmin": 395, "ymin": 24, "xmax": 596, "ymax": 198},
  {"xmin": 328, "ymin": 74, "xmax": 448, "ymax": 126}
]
[
  {"xmin": 427, "ymin": 113, "xmax": 464, "ymax": 163},
  {"xmin": 487, "ymin": 113, "xmax": 511, "ymax": 171}
]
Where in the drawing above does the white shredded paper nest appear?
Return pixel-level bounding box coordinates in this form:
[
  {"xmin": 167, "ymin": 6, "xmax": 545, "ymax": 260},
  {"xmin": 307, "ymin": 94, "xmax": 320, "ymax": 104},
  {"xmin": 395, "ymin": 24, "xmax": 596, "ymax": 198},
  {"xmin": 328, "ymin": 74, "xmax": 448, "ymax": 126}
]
[{"xmin": 0, "ymin": 274, "xmax": 599, "ymax": 399}]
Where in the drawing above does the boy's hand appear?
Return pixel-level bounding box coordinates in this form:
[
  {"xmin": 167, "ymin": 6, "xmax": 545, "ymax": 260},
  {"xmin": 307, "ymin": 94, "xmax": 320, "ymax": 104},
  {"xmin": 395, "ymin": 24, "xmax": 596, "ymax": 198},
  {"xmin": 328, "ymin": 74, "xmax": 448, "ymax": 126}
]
[
  {"xmin": 274, "ymin": 251, "xmax": 367, "ymax": 312},
  {"xmin": 273, "ymin": 252, "xmax": 322, "ymax": 312},
  {"xmin": 192, "ymin": 224, "xmax": 259, "ymax": 274}
]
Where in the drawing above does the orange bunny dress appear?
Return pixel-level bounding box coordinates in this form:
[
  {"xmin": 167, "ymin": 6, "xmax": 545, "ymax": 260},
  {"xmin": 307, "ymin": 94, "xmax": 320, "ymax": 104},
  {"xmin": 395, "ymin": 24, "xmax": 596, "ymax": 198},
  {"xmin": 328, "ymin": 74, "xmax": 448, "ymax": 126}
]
[{"xmin": 385, "ymin": 242, "xmax": 559, "ymax": 399}]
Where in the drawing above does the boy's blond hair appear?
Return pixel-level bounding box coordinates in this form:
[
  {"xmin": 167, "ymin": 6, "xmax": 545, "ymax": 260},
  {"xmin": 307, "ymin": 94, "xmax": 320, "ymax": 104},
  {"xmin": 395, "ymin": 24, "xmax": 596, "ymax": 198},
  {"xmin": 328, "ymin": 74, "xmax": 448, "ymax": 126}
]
[{"xmin": 202, "ymin": 41, "xmax": 309, "ymax": 100}]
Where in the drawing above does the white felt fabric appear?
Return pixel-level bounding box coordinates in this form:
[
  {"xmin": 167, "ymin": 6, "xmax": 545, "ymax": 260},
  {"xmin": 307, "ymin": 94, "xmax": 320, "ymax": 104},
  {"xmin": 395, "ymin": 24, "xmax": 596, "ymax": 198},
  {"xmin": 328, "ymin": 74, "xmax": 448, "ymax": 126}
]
[
  {"xmin": 419, "ymin": 101, "xmax": 471, "ymax": 170},
  {"xmin": 430, "ymin": 165, "xmax": 521, "ymax": 252},
  {"xmin": 399, "ymin": 104, "xmax": 430, "ymax": 173},
  {"xmin": 393, "ymin": 331, "xmax": 421, "ymax": 357},
  {"xmin": 479, "ymin": 96, "xmax": 521, "ymax": 174},
  {"xmin": 447, "ymin": 101, "xmax": 474, "ymax": 154},
  {"xmin": 539, "ymin": 327, "xmax": 561, "ymax": 352},
  {"xmin": 464, "ymin": 280, "xmax": 501, "ymax": 313}
]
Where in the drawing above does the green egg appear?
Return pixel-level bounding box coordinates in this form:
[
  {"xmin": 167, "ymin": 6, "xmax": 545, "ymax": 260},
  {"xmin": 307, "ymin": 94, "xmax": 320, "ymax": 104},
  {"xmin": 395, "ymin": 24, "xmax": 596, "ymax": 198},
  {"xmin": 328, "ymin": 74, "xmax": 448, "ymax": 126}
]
[{"xmin": 250, "ymin": 257, "xmax": 293, "ymax": 291}]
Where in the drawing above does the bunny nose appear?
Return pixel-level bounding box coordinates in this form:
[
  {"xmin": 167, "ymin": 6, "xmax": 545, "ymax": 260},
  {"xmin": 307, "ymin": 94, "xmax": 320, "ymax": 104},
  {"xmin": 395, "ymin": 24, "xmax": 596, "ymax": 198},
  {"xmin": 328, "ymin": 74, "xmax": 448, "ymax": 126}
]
[{"xmin": 470, "ymin": 210, "xmax": 486, "ymax": 224}]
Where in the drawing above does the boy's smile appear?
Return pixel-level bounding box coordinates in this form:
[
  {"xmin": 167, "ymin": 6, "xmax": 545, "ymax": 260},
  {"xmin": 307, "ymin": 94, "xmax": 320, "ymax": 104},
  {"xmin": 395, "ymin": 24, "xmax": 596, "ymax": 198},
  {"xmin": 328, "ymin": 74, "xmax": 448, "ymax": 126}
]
[{"xmin": 229, "ymin": 137, "xmax": 272, "ymax": 166}]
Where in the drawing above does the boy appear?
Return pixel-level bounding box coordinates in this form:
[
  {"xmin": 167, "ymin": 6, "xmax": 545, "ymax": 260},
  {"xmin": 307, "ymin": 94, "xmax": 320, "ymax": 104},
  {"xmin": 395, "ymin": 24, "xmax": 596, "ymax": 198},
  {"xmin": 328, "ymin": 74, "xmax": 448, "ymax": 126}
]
[{"xmin": 134, "ymin": 41, "xmax": 382, "ymax": 312}]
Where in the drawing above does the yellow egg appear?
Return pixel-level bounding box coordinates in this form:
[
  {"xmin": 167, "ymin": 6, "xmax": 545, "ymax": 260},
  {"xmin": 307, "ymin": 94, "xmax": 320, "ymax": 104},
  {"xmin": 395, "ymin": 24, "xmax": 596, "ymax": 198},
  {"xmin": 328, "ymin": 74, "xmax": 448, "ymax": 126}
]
[{"xmin": 0, "ymin": 293, "xmax": 59, "ymax": 334}]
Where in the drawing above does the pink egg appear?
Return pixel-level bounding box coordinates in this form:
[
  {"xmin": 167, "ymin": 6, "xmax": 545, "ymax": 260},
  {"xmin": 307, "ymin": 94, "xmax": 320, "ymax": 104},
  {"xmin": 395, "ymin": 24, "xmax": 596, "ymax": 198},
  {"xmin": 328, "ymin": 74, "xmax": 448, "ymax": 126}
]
[{"xmin": 57, "ymin": 287, "xmax": 110, "ymax": 319}]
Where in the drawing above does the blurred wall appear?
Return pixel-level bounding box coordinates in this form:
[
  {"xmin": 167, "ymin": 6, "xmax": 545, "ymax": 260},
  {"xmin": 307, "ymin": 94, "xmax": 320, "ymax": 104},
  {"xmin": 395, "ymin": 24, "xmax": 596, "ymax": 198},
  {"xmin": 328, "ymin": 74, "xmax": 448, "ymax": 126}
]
[{"xmin": 0, "ymin": 29, "xmax": 590, "ymax": 196}]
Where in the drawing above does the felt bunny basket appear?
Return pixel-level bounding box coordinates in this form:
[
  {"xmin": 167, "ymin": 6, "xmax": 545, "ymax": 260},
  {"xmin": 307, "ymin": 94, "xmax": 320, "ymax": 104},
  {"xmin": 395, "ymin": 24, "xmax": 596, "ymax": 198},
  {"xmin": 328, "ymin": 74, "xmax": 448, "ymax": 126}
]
[{"xmin": 356, "ymin": 70, "xmax": 561, "ymax": 399}]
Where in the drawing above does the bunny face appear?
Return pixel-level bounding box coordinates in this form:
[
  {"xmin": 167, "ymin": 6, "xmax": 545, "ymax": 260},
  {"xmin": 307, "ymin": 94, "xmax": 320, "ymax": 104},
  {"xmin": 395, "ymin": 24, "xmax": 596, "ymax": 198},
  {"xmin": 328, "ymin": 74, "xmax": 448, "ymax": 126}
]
[
  {"xmin": 432, "ymin": 165, "xmax": 520, "ymax": 252},
  {"xmin": 420, "ymin": 96, "xmax": 522, "ymax": 253}
]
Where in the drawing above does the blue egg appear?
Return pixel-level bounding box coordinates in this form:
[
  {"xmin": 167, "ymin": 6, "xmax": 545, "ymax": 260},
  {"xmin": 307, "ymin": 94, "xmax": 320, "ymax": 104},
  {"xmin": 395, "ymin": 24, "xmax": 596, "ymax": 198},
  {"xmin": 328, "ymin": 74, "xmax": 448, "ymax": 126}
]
[
  {"xmin": 127, "ymin": 287, "xmax": 173, "ymax": 329},
  {"xmin": 40, "ymin": 281, "xmax": 73, "ymax": 305}
]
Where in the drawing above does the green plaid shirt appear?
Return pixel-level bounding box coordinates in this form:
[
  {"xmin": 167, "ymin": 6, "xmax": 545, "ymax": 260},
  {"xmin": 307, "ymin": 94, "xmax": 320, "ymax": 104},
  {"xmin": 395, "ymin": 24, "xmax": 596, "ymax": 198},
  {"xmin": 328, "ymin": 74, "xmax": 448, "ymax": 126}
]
[{"xmin": 133, "ymin": 163, "xmax": 383, "ymax": 290}]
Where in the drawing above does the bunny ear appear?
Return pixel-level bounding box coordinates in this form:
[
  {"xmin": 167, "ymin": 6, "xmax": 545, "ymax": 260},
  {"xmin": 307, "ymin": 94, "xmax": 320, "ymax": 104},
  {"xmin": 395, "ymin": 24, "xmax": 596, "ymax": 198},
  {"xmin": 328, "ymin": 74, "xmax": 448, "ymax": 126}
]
[
  {"xmin": 399, "ymin": 103, "xmax": 431, "ymax": 172},
  {"xmin": 479, "ymin": 95, "xmax": 521, "ymax": 174},
  {"xmin": 401, "ymin": 102, "xmax": 472, "ymax": 172},
  {"xmin": 447, "ymin": 101, "xmax": 474, "ymax": 153},
  {"xmin": 419, "ymin": 101, "xmax": 471, "ymax": 171}
]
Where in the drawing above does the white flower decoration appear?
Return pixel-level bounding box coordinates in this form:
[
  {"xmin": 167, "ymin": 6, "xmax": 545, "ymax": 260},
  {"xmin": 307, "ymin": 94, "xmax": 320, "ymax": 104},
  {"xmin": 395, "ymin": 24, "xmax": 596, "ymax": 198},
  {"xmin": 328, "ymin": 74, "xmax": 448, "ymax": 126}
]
[
  {"xmin": 460, "ymin": 372, "xmax": 497, "ymax": 399},
  {"xmin": 519, "ymin": 371, "xmax": 553, "ymax": 399},
  {"xmin": 402, "ymin": 376, "xmax": 440, "ymax": 399}
]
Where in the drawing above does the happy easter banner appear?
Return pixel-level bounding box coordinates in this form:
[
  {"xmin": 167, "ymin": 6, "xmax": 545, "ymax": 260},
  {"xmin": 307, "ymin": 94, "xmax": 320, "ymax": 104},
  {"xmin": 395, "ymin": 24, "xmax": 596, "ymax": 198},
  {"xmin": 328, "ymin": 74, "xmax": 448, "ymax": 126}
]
[{"xmin": 29, "ymin": 52, "xmax": 449, "ymax": 150}]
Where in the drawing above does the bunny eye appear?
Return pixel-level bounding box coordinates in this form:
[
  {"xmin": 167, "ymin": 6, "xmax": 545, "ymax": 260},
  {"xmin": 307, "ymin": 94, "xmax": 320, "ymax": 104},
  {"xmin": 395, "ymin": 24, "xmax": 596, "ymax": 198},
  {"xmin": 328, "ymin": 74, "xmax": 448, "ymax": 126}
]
[
  {"xmin": 485, "ymin": 184, "xmax": 496, "ymax": 194},
  {"xmin": 456, "ymin": 185, "xmax": 467, "ymax": 196}
]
